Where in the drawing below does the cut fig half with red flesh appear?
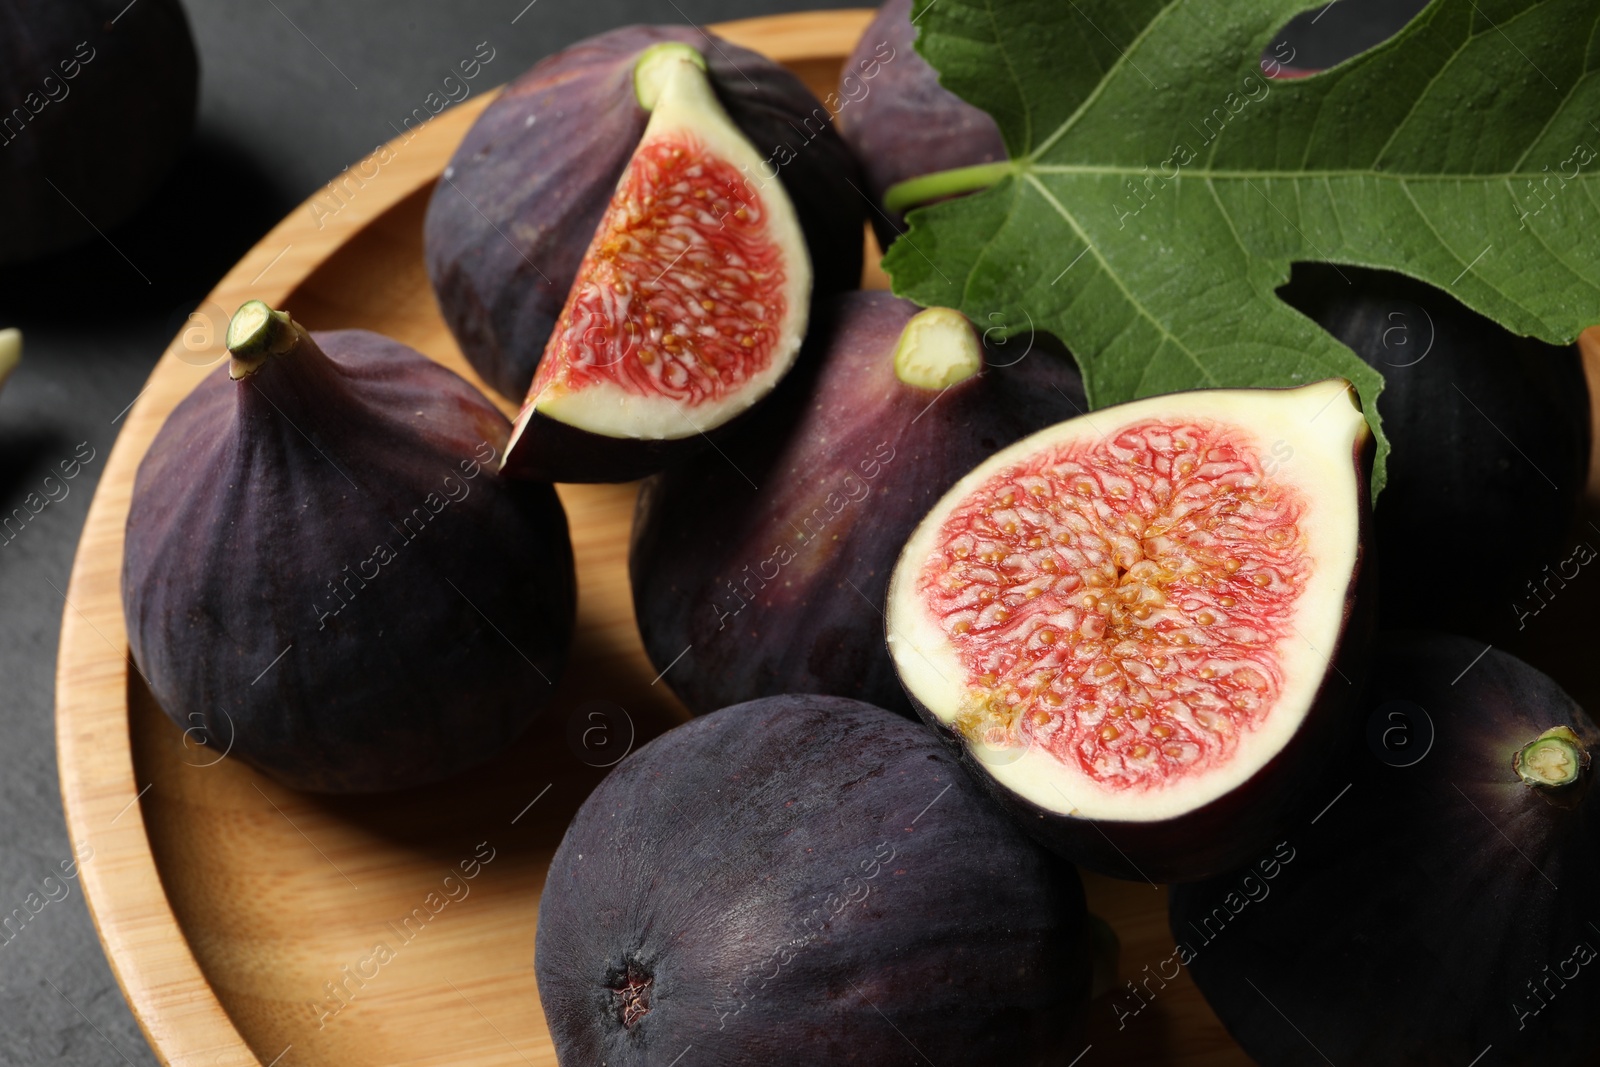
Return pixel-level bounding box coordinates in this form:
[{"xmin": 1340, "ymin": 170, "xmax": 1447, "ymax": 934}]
[
  {"xmin": 886, "ymin": 380, "xmax": 1375, "ymax": 883},
  {"xmin": 503, "ymin": 43, "xmax": 810, "ymax": 483}
]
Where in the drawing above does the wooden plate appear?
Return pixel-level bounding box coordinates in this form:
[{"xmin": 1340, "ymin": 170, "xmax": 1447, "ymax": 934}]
[{"xmin": 55, "ymin": 9, "xmax": 1600, "ymax": 1066}]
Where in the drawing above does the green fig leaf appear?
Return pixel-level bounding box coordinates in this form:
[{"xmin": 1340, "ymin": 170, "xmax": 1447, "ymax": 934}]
[{"xmin": 885, "ymin": 0, "xmax": 1600, "ymax": 497}]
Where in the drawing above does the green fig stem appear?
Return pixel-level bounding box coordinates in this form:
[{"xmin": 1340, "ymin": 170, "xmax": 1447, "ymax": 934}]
[
  {"xmin": 893, "ymin": 307, "xmax": 984, "ymax": 390},
  {"xmin": 883, "ymin": 161, "xmax": 1019, "ymax": 216},
  {"xmin": 1514, "ymin": 726, "xmax": 1589, "ymax": 791},
  {"xmin": 0, "ymin": 328, "xmax": 20, "ymax": 391},
  {"xmin": 226, "ymin": 301, "xmax": 307, "ymax": 380},
  {"xmin": 633, "ymin": 42, "xmax": 707, "ymax": 110}
]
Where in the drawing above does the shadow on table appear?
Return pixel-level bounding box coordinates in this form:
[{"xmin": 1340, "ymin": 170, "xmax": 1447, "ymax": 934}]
[{"xmin": 0, "ymin": 129, "xmax": 293, "ymax": 328}]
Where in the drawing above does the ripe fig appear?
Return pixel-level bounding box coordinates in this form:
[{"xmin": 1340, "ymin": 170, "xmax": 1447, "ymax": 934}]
[
  {"xmin": 1170, "ymin": 633, "xmax": 1600, "ymax": 1066},
  {"xmin": 424, "ymin": 25, "xmax": 863, "ymax": 405},
  {"xmin": 534, "ymin": 694, "xmax": 1092, "ymax": 1067},
  {"xmin": 1, "ymin": 0, "xmax": 197, "ymax": 265},
  {"xmin": 1280, "ymin": 264, "xmax": 1591, "ymax": 643},
  {"xmin": 123, "ymin": 302, "xmax": 576, "ymax": 793},
  {"xmin": 630, "ymin": 291, "xmax": 1086, "ymax": 715},
  {"xmin": 499, "ymin": 41, "xmax": 819, "ymax": 483},
  {"xmin": 837, "ymin": 0, "xmax": 1007, "ymax": 247},
  {"xmin": 886, "ymin": 380, "xmax": 1375, "ymax": 882}
]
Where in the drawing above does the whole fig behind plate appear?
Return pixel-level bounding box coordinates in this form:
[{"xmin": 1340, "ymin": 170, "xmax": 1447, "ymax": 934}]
[
  {"xmin": 123, "ymin": 302, "xmax": 576, "ymax": 793},
  {"xmin": 0, "ymin": 0, "xmax": 198, "ymax": 265}
]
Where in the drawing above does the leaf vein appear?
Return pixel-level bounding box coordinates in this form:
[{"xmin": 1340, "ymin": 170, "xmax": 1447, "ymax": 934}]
[
  {"xmin": 1369, "ymin": 23, "xmax": 1478, "ymax": 170},
  {"xmin": 1509, "ymin": 67, "xmax": 1590, "ymax": 171},
  {"xmin": 1023, "ymin": 172, "xmax": 1218, "ymax": 385},
  {"xmin": 1397, "ymin": 179, "xmax": 1472, "ymax": 277},
  {"xmin": 1204, "ymin": 177, "xmax": 1250, "ymax": 261},
  {"xmin": 1028, "ymin": 164, "xmax": 1600, "ymax": 181},
  {"xmin": 1323, "ymin": 174, "xmax": 1348, "ymax": 251},
  {"xmin": 1028, "ymin": 0, "xmax": 1183, "ymax": 159},
  {"xmin": 983, "ymin": 0, "xmax": 1034, "ymax": 153}
]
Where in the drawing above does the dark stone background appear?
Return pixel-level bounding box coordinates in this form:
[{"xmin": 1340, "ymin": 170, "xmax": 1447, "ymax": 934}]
[{"xmin": 0, "ymin": 0, "xmax": 1423, "ymax": 1061}]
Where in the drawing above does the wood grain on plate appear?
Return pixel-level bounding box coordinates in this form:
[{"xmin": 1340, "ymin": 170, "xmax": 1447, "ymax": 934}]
[{"xmin": 56, "ymin": 9, "xmax": 1600, "ymax": 1066}]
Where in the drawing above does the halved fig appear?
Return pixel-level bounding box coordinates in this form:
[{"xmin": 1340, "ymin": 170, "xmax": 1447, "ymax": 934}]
[
  {"xmin": 501, "ymin": 43, "xmax": 811, "ymax": 483},
  {"xmin": 630, "ymin": 291, "xmax": 1085, "ymax": 716},
  {"xmin": 886, "ymin": 380, "xmax": 1374, "ymax": 882}
]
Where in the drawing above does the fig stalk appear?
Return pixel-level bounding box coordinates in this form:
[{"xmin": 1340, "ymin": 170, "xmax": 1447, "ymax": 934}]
[
  {"xmin": 226, "ymin": 300, "xmax": 307, "ymax": 379},
  {"xmin": 892, "ymin": 307, "xmax": 983, "ymax": 389},
  {"xmin": 632, "ymin": 41, "xmax": 706, "ymax": 108},
  {"xmin": 1515, "ymin": 725, "xmax": 1590, "ymax": 792},
  {"xmin": 883, "ymin": 161, "xmax": 1019, "ymax": 216}
]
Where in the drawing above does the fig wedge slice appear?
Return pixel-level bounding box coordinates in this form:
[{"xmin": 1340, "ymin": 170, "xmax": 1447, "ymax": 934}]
[
  {"xmin": 503, "ymin": 43, "xmax": 810, "ymax": 483},
  {"xmin": 886, "ymin": 379, "xmax": 1374, "ymax": 882}
]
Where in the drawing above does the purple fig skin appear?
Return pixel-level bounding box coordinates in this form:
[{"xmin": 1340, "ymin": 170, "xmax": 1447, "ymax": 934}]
[
  {"xmin": 534, "ymin": 695, "xmax": 1092, "ymax": 1067},
  {"xmin": 895, "ymin": 420, "xmax": 1377, "ymax": 885},
  {"xmin": 1171, "ymin": 634, "xmax": 1600, "ymax": 1066},
  {"xmin": 123, "ymin": 328, "xmax": 576, "ymax": 794},
  {"xmin": 0, "ymin": 0, "xmax": 197, "ymax": 265},
  {"xmin": 424, "ymin": 24, "xmax": 865, "ymax": 402},
  {"xmin": 629, "ymin": 291, "xmax": 1086, "ymax": 717},
  {"xmin": 838, "ymin": 0, "xmax": 1007, "ymax": 248}
]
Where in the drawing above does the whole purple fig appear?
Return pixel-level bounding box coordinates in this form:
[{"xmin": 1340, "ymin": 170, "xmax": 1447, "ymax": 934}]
[
  {"xmin": 535, "ymin": 694, "xmax": 1093, "ymax": 1066},
  {"xmin": 123, "ymin": 302, "xmax": 575, "ymax": 793},
  {"xmin": 837, "ymin": 0, "xmax": 1007, "ymax": 247},
  {"xmin": 629, "ymin": 291, "xmax": 1085, "ymax": 716},
  {"xmin": 424, "ymin": 25, "xmax": 864, "ymax": 406},
  {"xmin": 1172, "ymin": 633, "xmax": 1600, "ymax": 1065}
]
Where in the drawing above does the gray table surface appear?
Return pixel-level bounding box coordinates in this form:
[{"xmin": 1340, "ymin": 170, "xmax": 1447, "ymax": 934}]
[{"xmin": 0, "ymin": 0, "xmax": 1418, "ymax": 1061}]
